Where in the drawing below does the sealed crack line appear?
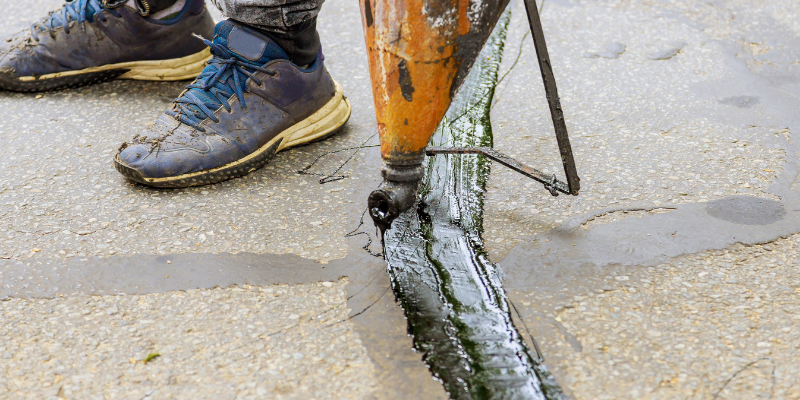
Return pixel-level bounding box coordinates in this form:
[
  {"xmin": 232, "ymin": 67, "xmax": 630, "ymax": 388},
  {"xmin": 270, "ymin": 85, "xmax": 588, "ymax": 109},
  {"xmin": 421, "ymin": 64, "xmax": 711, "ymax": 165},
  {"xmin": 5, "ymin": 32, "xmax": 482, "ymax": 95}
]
[
  {"xmin": 382, "ymin": 8, "xmax": 564, "ymax": 400},
  {"xmin": 711, "ymin": 357, "xmax": 776, "ymax": 400}
]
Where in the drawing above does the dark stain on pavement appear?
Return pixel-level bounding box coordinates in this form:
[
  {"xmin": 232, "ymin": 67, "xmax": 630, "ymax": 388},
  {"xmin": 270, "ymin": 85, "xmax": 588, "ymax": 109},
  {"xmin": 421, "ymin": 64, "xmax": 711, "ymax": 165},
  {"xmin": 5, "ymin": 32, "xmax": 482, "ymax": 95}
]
[
  {"xmin": 719, "ymin": 96, "xmax": 760, "ymax": 108},
  {"xmin": 706, "ymin": 195, "xmax": 786, "ymax": 226}
]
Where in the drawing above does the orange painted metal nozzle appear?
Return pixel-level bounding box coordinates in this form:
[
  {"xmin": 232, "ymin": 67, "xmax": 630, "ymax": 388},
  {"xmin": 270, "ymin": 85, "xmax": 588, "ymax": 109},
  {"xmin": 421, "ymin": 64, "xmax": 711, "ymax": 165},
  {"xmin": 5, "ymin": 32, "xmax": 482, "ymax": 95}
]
[{"xmin": 360, "ymin": 0, "xmax": 509, "ymax": 229}]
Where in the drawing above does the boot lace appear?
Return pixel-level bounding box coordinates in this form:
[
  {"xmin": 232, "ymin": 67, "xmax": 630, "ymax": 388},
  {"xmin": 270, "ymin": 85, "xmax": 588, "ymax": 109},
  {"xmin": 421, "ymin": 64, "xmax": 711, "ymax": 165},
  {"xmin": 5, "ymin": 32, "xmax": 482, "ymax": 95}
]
[
  {"xmin": 31, "ymin": 0, "xmax": 122, "ymax": 41},
  {"xmin": 166, "ymin": 35, "xmax": 276, "ymax": 132}
]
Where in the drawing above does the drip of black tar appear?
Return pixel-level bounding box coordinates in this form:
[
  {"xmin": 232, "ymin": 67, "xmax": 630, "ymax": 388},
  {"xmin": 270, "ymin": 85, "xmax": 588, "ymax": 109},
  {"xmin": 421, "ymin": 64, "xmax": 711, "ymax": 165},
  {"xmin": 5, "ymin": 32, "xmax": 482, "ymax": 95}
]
[{"xmin": 381, "ymin": 8, "xmax": 566, "ymax": 400}]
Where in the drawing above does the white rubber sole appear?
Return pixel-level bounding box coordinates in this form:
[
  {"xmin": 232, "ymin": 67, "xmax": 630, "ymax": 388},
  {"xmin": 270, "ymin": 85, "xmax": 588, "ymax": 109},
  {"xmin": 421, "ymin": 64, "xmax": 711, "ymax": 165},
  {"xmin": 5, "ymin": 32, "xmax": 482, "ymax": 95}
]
[{"xmin": 18, "ymin": 48, "xmax": 212, "ymax": 82}]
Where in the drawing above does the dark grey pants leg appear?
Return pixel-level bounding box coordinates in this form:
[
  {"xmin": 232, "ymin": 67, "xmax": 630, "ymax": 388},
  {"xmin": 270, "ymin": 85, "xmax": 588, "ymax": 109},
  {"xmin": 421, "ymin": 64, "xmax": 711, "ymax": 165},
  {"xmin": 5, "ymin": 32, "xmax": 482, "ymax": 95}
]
[
  {"xmin": 209, "ymin": 0, "xmax": 324, "ymax": 33},
  {"xmin": 209, "ymin": 0, "xmax": 323, "ymax": 65}
]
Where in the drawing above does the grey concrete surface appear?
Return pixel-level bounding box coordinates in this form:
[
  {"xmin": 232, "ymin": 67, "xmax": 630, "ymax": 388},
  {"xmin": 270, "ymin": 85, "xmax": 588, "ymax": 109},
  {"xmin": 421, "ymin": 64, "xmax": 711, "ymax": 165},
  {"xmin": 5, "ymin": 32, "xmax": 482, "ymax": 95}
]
[
  {"xmin": 487, "ymin": 0, "xmax": 800, "ymax": 398},
  {"xmin": 547, "ymin": 239, "xmax": 800, "ymax": 399},
  {"xmin": 0, "ymin": 251, "xmax": 446, "ymax": 399},
  {"xmin": 1, "ymin": 282, "xmax": 379, "ymax": 400},
  {"xmin": 5, "ymin": 0, "xmax": 800, "ymax": 399},
  {"xmin": 486, "ymin": 0, "xmax": 789, "ymax": 259},
  {"xmin": 0, "ymin": 0, "xmax": 446, "ymax": 399}
]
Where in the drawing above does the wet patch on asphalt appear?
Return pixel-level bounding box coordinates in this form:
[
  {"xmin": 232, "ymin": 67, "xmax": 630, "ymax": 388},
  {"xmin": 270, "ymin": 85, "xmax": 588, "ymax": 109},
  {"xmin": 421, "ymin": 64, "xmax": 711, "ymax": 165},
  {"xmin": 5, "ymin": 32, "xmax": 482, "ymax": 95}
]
[
  {"xmin": 501, "ymin": 197, "xmax": 800, "ymax": 299},
  {"xmin": 0, "ymin": 244, "xmax": 448, "ymax": 400},
  {"xmin": 0, "ymin": 251, "xmax": 380, "ymax": 300}
]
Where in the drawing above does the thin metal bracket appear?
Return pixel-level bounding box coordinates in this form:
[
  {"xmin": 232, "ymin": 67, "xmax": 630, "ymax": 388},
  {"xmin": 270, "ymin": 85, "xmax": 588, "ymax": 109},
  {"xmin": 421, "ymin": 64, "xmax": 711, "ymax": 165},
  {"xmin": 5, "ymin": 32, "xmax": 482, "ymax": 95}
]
[{"xmin": 426, "ymin": 146, "xmax": 567, "ymax": 196}]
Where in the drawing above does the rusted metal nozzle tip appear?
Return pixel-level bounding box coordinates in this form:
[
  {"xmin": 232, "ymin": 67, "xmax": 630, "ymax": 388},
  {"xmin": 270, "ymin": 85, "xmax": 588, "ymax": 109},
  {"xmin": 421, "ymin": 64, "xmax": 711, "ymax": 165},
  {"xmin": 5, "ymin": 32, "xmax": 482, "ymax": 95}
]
[{"xmin": 368, "ymin": 180, "xmax": 419, "ymax": 233}]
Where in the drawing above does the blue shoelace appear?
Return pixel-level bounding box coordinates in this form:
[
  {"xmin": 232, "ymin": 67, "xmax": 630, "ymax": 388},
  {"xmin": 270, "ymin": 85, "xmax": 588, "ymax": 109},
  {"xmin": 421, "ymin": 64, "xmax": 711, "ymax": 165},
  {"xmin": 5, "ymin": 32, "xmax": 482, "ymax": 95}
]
[
  {"xmin": 31, "ymin": 0, "xmax": 122, "ymax": 41},
  {"xmin": 166, "ymin": 35, "xmax": 276, "ymax": 132}
]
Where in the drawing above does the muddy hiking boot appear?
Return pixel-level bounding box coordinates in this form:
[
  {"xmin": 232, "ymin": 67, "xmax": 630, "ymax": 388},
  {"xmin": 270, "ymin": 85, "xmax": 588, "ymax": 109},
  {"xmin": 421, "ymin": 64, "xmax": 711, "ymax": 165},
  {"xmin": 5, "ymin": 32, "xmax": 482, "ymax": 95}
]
[
  {"xmin": 114, "ymin": 20, "xmax": 351, "ymax": 188},
  {"xmin": 0, "ymin": 0, "xmax": 214, "ymax": 92}
]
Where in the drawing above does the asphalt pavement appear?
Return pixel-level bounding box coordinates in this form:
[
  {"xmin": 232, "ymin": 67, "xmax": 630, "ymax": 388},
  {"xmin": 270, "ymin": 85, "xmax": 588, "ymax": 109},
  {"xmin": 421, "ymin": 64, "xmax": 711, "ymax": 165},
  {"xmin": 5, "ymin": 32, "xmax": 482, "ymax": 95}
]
[
  {"xmin": 490, "ymin": 0, "xmax": 800, "ymax": 398},
  {"xmin": 2, "ymin": 0, "xmax": 800, "ymax": 399},
  {"xmin": 0, "ymin": 0, "xmax": 445, "ymax": 398}
]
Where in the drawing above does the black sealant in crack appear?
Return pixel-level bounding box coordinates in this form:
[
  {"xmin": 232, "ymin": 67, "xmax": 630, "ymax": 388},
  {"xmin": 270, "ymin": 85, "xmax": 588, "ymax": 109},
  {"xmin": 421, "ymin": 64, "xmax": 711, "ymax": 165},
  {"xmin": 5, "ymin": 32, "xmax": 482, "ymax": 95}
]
[{"xmin": 382, "ymin": 9, "xmax": 564, "ymax": 400}]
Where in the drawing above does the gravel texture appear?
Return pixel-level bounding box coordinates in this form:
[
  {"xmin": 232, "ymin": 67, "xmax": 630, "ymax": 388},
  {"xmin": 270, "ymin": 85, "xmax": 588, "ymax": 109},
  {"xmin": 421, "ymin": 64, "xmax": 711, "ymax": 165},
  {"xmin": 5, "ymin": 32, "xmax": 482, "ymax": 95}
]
[
  {"xmin": 0, "ymin": 2, "xmax": 448, "ymax": 399},
  {"xmin": 484, "ymin": 0, "xmax": 788, "ymax": 259},
  {"xmin": 6, "ymin": 0, "xmax": 800, "ymax": 398},
  {"xmin": 493, "ymin": 0, "xmax": 800, "ymax": 398},
  {"xmin": 536, "ymin": 234, "xmax": 800, "ymax": 400},
  {"xmin": 0, "ymin": 281, "xmax": 378, "ymax": 400}
]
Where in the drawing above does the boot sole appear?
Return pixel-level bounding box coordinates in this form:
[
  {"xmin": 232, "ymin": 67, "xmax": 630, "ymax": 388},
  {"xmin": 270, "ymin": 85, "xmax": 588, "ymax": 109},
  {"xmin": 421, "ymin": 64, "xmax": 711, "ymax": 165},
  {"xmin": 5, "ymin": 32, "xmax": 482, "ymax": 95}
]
[
  {"xmin": 115, "ymin": 81, "xmax": 352, "ymax": 188},
  {"xmin": 0, "ymin": 48, "xmax": 212, "ymax": 92}
]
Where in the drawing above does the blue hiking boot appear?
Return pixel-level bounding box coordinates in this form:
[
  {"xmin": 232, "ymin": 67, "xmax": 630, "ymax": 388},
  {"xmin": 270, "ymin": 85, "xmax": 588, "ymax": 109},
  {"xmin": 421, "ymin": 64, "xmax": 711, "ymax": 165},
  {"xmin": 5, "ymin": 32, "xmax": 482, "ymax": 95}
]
[
  {"xmin": 114, "ymin": 20, "xmax": 351, "ymax": 188},
  {"xmin": 0, "ymin": 0, "xmax": 215, "ymax": 92}
]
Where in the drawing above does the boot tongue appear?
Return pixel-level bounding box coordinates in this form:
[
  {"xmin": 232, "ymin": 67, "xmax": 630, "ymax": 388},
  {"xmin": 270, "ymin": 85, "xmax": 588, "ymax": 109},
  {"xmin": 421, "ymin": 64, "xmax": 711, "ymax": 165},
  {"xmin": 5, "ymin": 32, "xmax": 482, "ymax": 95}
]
[{"xmin": 212, "ymin": 20, "xmax": 289, "ymax": 64}]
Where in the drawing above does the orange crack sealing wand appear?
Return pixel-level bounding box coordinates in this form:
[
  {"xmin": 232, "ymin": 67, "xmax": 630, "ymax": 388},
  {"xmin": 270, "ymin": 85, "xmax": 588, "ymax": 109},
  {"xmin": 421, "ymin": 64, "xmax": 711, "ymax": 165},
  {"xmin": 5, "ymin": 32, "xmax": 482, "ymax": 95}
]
[{"xmin": 360, "ymin": 0, "xmax": 580, "ymax": 232}]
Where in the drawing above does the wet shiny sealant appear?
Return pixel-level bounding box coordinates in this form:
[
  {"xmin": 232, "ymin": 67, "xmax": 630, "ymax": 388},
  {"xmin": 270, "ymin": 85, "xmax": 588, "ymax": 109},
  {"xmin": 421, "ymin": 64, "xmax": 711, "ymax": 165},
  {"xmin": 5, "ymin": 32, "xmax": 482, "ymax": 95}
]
[{"xmin": 382, "ymin": 9, "xmax": 564, "ymax": 400}]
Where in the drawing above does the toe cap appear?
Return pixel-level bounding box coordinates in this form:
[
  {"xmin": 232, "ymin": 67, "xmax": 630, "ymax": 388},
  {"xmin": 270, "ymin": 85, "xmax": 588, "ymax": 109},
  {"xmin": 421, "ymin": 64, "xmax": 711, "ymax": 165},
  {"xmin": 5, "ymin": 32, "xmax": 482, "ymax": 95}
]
[{"xmin": 116, "ymin": 114, "xmax": 249, "ymax": 180}]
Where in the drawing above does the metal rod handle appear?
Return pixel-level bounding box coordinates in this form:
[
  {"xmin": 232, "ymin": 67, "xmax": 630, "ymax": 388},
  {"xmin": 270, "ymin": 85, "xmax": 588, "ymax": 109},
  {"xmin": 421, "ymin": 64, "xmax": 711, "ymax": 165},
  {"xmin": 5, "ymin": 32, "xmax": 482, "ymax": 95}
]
[{"xmin": 523, "ymin": 0, "xmax": 580, "ymax": 195}]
